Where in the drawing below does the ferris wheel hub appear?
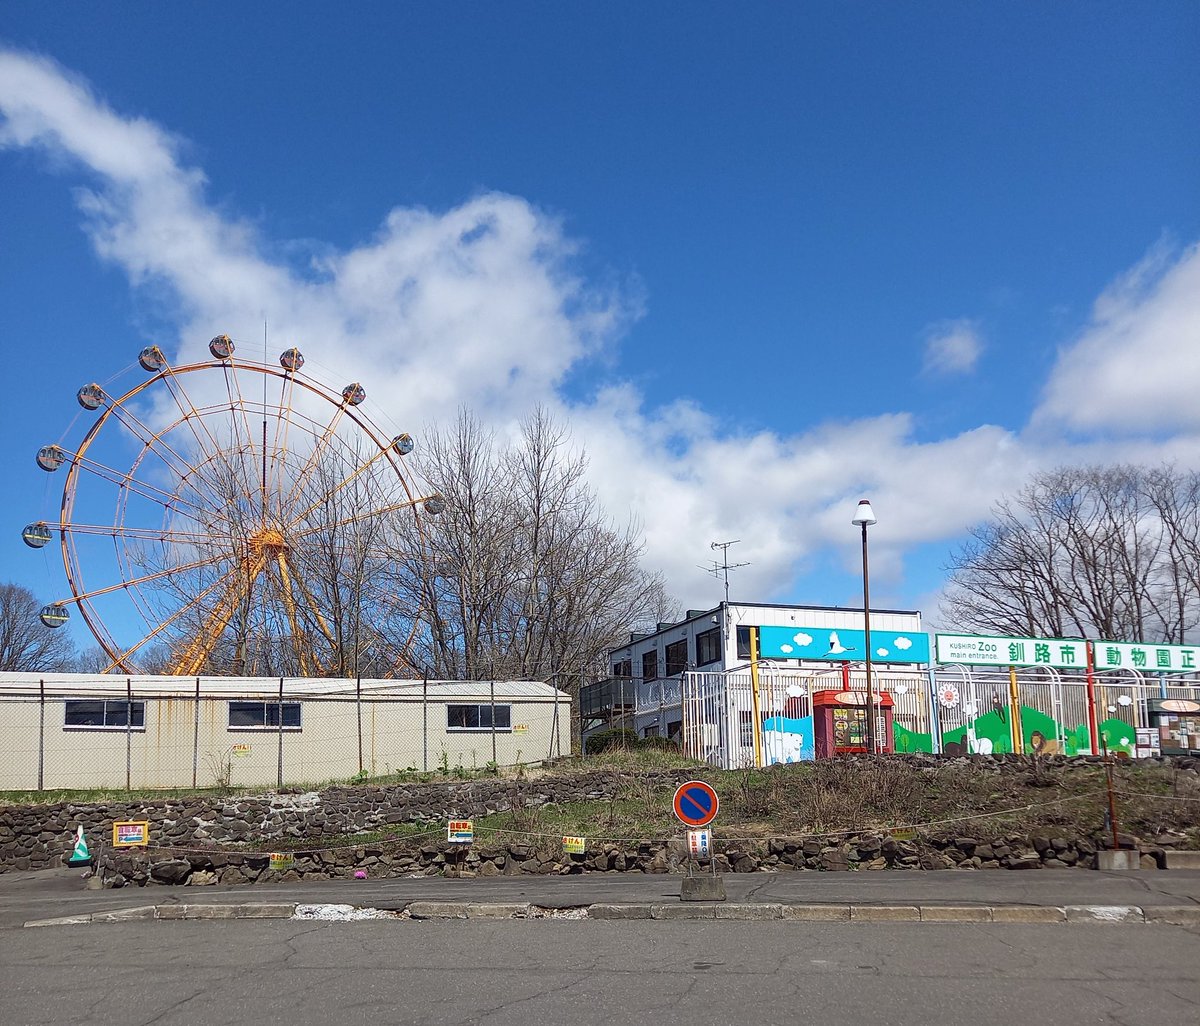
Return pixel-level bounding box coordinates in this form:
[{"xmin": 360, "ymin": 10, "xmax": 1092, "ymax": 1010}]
[{"xmin": 250, "ymin": 526, "xmax": 288, "ymax": 554}]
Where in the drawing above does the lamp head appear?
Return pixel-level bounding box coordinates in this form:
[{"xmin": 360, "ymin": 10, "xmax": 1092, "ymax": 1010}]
[{"xmin": 852, "ymin": 498, "xmax": 877, "ymax": 527}]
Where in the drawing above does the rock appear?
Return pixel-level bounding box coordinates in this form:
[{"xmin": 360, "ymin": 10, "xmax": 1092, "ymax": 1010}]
[
  {"xmin": 1008, "ymin": 855, "xmax": 1041, "ymax": 870},
  {"xmin": 149, "ymin": 859, "xmax": 192, "ymax": 885},
  {"xmin": 819, "ymin": 849, "xmax": 848, "ymax": 872},
  {"xmin": 188, "ymin": 870, "xmax": 218, "ymax": 886}
]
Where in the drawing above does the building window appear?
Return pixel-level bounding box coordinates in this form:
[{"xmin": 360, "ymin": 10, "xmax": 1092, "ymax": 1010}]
[
  {"xmin": 695, "ymin": 627, "xmax": 722, "ymax": 666},
  {"xmin": 228, "ymin": 701, "xmax": 302, "ymax": 731},
  {"xmin": 739, "ymin": 710, "xmax": 755, "ymax": 748},
  {"xmin": 447, "ymin": 704, "xmax": 512, "ymax": 731},
  {"xmin": 665, "ymin": 639, "xmax": 688, "ymax": 676},
  {"xmin": 64, "ymin": 700, "xmax": 145, "ymax": 731},
  {"xmin": 641, "ymin": 649, "xmax": 658, "ymax": 681},
  {"xmin": 612, "ymin": 658, "xmax": 632, "ymax": 678},
  {"xmin": 737, "ymin": 626, "xmax": 753, "ymax": 660}
]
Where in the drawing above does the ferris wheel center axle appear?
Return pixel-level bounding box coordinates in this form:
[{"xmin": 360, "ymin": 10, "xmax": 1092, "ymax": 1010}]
[{"xmin": 249, "ymin": 527, "xmax": 288, "ymax": 553}]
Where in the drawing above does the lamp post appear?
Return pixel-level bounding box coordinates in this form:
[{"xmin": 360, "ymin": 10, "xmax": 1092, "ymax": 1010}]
[{"xmin": 852, "ymin": 499, "xmax": 878, "ymax": 754}]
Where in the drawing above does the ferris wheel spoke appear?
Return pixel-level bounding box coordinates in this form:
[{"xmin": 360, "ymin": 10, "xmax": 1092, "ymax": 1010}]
[
  {"xmin": 271, "ymin": 553, "xmax": 324, "ymax": 676},
  {"xmin": 222, "ymin": 357, "xmax": 268, "ymax": 517},
  {"xmin": 269, "ymin": 369, "xmax": 301, "ymax": 520},
  {"xmin": 106, "ymin": 560, "xmax": 249, "ymax": 672},
  {"xmin": 285, "ymin": 446, "xmax": 396, "ymax": 527},
  {"xmin": 68, "ymin": 450, "xmax": 235, "ymax": 526},
  {"xmin": 151, "ymin": 362, "xmax": 263, "ymax": 514},
  {"xmin": 156, "ymin": 362, "xmax": 237, "ymax": 479},
  {"xmin": 44, "ymin": 520, "xmax": 224, "ymax": 546},
  {"xmin": 278, "ymin": 402, "xmax": 351, "ymax": 516},
  {"xmin": 280, "ymin": 552, "xmax": 339, "ymax": 649},
  {"xmin": 60, "ymin": 551, "xmax": 235, "ymax": 607},
  {"xmin": 100, "ymin": 393, "xmax": 234, "ymax": 503},
  {"xmin": 171, "ymin": 550, "xmax": 268, "ymax": 675},
  {"xmin": 289, "ymin": 494, "xmax": 438, "ymax": 541}
]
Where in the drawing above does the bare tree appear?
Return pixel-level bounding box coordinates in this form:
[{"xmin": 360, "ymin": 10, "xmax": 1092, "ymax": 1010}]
[
  {"xmin": 944, "ymin": 464, "xmax": 1200, "ymax": 642},
  {"xmin": 0, "ymin": 583, "xmax": 76, "ymax": 671},
  {"xmin": 399, "ymin": 408, "xmax": 671, "ymax": 681}
]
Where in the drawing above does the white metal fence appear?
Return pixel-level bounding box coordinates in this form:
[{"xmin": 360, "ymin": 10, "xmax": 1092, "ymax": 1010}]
[{"xmin": 669, "ymin": 665, "xmax": 1200, "ymax": 769}]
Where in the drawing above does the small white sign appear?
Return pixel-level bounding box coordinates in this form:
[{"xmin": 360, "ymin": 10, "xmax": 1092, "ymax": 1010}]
[
  {"xmin": 447, "ymin": 819, "xmax": 474, "ymax": 844},
  {"xmin": 687, "ymin": 829, "xmax": 711, "ymax": 857}
]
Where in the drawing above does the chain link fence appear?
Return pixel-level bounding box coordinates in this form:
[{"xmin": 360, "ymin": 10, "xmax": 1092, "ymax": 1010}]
[{"xmin": 0, "ymin": 675, "xmax": 568, "ymax": 792}]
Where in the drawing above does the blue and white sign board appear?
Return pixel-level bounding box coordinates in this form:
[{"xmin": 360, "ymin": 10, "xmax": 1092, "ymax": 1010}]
[
  {"xmin": 758, "ymin": 626, "xmax": 930, "ymax": 664},
  {"xmin": 687, "ymin": 829, "xmax": 711, "ymax": 857}
]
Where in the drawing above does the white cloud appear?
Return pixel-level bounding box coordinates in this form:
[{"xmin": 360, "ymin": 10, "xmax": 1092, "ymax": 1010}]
[
  {"xmin": 922, "ymin": 319, "xmax": 983, "ymax": 375},
  {"xmin": 3, "ymin": 47, "xmax": 1200, "ymax": 612},
  {"xmin": 1035, "ymin": 240, "xmax": 1200, "ymax": 433}
]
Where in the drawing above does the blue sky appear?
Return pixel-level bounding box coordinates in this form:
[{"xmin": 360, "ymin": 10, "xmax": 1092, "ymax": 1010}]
[{"xmin": 1, "ymin": 2, "xmax": 1198, "ymax": 652}]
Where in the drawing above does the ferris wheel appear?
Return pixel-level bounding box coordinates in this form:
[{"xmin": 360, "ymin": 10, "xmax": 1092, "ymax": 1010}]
[{"xmin": 24, "ymin": 335, "xmax": 444, "ymax": 677}]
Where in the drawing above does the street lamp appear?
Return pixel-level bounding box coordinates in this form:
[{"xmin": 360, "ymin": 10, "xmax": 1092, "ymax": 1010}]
[{"xmin": 851, "ymin": 498, "xmax": 878, "ymax": 754}]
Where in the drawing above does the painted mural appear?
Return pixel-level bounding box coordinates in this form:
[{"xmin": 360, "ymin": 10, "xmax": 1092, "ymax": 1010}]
[
  {"xmin": 762, "ymin": 713, "xmax": 815, "ymax": 763},
  {"xmin": 892, "ymin": 706, "xmax": 1136, "ymax": 757}
]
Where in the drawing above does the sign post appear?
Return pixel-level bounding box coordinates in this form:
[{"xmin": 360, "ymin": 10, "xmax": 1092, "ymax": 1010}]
[{"xmin": 673, "ymin": 781, "xmax": 725, "ymax": 902}]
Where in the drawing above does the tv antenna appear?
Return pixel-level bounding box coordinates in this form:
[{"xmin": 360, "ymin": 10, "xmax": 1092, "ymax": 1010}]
[{"xmin": 701, "ymin": 539, "xmax": 750, "ymax": 606}]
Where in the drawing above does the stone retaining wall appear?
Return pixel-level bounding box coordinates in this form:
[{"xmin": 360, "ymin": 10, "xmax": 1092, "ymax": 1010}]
[
  {"xmin": 93, "ymin": 825, "xmax": 1183, "ymax": 889},
  {"xmin": 3, "ymin": 754, "xmax": 1197, "ymax": 886},
  {"xmin": 0, "ymin": 769, "xmax": 697, "ymax": 874}
]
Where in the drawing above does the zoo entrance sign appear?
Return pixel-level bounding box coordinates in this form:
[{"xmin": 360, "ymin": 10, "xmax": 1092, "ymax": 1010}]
[{"xmin": 936, "ymin": 633, "xmax": 1200, "ymax": 673}]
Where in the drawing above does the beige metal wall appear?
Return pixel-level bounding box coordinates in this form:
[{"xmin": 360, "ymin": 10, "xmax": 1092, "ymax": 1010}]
[{"xmin": 0, "ymin": 691, "xmax": 567, "ymax": 792}]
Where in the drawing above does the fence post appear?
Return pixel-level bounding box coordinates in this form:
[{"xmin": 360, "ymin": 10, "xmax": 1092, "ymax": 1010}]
[
  {"xmin": 37, "ymin": 678, "xmax": 45, "ymax": 791},
  {"xmin": 926, "ymin": 667, "xmax": 942, "ymax": 754},
  {"xmin": 356, "ymin": 673, "xmax": 364, "ymax": 775},
  {"xmin": 126, "ymin": 677, "xmax": 133, "ymax": 792},
  {"xmin": 490, "ymin": 678, "xmax": 497, "ymax": 770},
  {"xmin": 192, "ymin": 677, "xmax": 201, "ymax": 789},
  {"xmin": 422, "ymin": 673, "xmax": 429, "ymax": 772},
  {"xmin": 277, "ymin": 677, "xmax": 284, "ymax": 788},
  {"xmin": 549, "ymin": 676, "xmax": 561, "ymax": 760}
]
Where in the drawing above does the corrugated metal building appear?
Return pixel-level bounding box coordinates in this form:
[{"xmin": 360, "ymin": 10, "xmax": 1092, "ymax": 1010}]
[{"xmin": 0, "ymin": 673, "xmax": 568, "ymax": 791}]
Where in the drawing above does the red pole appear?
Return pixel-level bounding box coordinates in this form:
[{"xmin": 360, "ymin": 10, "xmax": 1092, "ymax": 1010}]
[
  {"xmin": 1085, "ymin": 641, "xmax": 1100, "ymax": 756},
  {"xmin": 1101, "ymin": 735, "xmax": 1120, "ymax": 851}
]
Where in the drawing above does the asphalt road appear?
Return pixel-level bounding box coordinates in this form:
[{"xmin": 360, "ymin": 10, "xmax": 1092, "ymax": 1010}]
[{"xmin": 2, "ymin": 918, "xmax": 1199, "ymax": 1026}]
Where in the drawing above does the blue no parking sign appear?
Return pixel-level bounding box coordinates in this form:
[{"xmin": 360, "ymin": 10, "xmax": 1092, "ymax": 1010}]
[{"xmin": 673, "ymin": 780, "xmax": 719, "ymax": 827}]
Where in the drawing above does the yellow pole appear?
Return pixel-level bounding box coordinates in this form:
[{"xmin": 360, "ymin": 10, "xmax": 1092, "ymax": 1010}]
[
  {"xmin": 1008, "ymin": 665, "xmax": 1023, "ymax": 753},
  {"xmin": 749, "ymin": 627, "xmax": 763, "ymax": 767}
]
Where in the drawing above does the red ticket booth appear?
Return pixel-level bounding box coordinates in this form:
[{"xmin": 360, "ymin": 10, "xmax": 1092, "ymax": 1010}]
[{"xmin": 813, "ymin": 690, "xmax": 894, "ymax": 757}]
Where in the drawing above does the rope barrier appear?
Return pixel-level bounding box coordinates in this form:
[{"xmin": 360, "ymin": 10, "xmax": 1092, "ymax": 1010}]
[
  {"xmin": 1115, "ymin": 788, "xmax": 1200, "ymax": 804},
  {"xmin": 467, "ymin": 788, "xmax": 1110, "ymax": 846},
  {"xmin": 122, "ymin": 824, "xmax": 448, "ymax": 859},
  {"xmin": 101, "ymin": 787, "xmax": 1128, "ymax": 859}
]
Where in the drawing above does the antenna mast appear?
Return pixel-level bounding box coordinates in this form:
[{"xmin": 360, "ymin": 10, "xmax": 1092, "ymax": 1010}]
[{"xmin": 703, "ymin": 539, "xmax": 750, "ymax": 606}]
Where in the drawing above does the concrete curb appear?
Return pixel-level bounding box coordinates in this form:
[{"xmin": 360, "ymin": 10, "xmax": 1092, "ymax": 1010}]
[{"xmin": 22, "ymin": 901, "xmax": 1200, "ymax": 928}]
